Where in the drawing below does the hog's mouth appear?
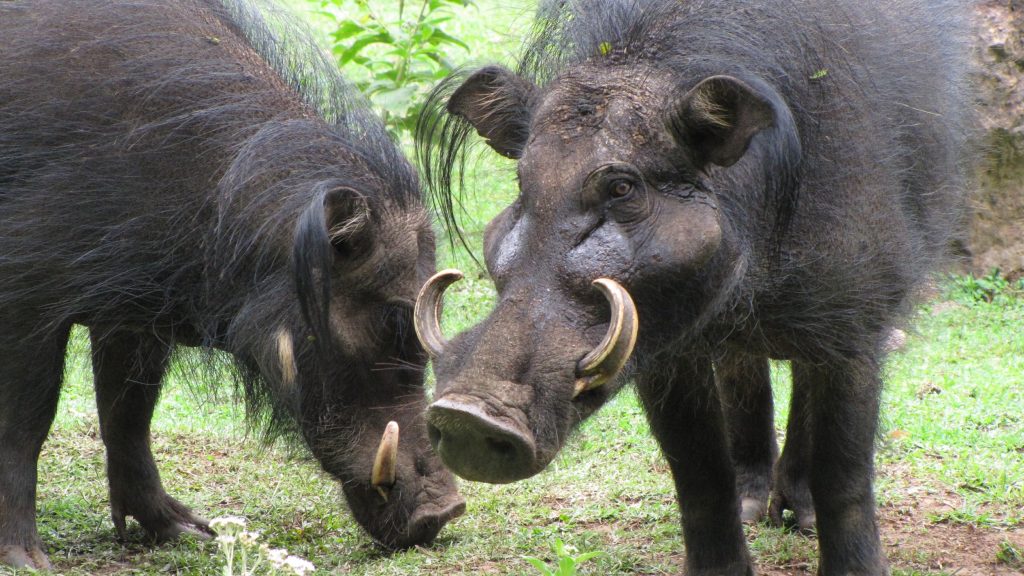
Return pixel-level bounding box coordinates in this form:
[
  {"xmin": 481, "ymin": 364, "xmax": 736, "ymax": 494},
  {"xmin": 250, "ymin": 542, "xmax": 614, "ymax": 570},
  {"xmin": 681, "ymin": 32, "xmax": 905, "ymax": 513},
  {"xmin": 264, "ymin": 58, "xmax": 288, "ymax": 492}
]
[
  {"xmin": 376, "ymin": 491, "xmax": 466, "ymax": 549},
  {"xmin": 329, "ymin": 420, "xmax": 466, "ymax": 549},
  {"xmin": 342, "ymin": 471, "xmax": 466, "ymax": 550},
  {"xmin": 416, "ymin": 270, "xmax": 638, "ymax": 484}
]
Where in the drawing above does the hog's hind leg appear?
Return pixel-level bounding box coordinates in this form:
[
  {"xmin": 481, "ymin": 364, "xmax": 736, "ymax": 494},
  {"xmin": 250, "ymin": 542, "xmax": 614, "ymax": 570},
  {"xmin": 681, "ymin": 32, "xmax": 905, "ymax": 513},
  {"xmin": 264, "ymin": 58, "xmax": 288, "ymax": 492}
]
[
  {"xmin": 768, "ymin": 369, "xmax": 816, "ymax": 532},
  {"xmin": 798, "ymin": 357, "xmax": 887, "ymax": 575},
  {"xmin": 0, "ymin": 323, "xmax": 71, "ymax": 570},
  {"xmin": 716, "ymin": 352, "xmax": 777, "ymax": 524},
  {"xmin": 91, "ymin": 329, "xmax": 213, "ymax": 543}
]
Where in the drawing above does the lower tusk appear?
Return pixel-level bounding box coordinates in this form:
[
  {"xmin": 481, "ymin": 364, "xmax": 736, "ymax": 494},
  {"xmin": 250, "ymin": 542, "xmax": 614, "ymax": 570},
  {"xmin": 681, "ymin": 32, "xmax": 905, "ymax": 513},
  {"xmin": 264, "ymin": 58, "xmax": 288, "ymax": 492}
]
[
  {"xmin": 573, "ymin": 375, "xmax": 599, "ymax": 398},
  {"xmin": 371, "ymin": 421, "xmax": 399, "ymax": 501}
]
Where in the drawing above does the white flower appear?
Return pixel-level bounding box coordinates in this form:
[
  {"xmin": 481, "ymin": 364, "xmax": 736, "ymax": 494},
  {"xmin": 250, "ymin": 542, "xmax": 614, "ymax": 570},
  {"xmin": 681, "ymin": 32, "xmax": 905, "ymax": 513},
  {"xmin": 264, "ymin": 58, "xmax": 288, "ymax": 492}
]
[
  {"xmin": 283, "ymin": 555, "xmax": 315, "ymax": 575},
  {"xmin": 210, "ymin": 516, "xmax": 247, "ymax": 535},
  {"xmin": 263, "ymin": 547, "xmax": 289, "ymax": 569},
  {"xmin": 215, "ymin": 534, "xmax": 237, "ymax": 546},
  {"xmin": 238, "ymin": 531, "xmax": 261, "ymax": 546}
]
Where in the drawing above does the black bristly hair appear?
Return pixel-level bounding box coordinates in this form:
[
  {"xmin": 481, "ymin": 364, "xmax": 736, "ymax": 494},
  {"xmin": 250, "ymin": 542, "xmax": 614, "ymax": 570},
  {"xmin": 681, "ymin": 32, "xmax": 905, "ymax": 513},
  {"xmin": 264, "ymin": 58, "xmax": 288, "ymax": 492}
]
[{"xmin": 0, "ymin": 0, "xmax": 423, "ymax": 440}]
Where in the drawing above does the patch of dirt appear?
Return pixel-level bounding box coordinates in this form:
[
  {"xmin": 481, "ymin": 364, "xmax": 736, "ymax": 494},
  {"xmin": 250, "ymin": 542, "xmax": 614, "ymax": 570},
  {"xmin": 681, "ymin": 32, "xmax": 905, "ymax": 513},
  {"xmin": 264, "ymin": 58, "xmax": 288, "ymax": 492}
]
[
  {"xmin": 756, "ymin": 502, "xmax": 1023, "ymax": 576},
  {"xmin": 930, "ymin": 300, "xmax": 967, "ymax": 316},
  {"xmin": 756, "ymin": 464, "xmax": 1024, "ymax": 576},
  {"xmin": 589, "ymin": 462, "xmax": 1023, "ymax": 575}
]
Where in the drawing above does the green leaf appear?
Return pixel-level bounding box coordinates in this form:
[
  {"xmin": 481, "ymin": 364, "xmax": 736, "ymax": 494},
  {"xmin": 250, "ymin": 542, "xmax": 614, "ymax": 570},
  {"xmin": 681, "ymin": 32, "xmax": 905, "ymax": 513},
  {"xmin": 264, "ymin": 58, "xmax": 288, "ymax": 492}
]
[
  {"xmin": 330, "ymin": 21, "xmax": 366, "ymax": 41},
  {"xmin": 599, "ymin": 41, "xmax": 612, "ymax": 55},
  {"xmin": 573, "ymin": 551, "xmax": 603, "ymax": 564},
  {"xmin": 524, "ymin": 557, "xmax": 555, "ymax": 576},
  {"xmin": 373, "ymin": 84, "xmax": 419, "ymax": 113},
  {"xmin": 313, "ymin": 9, "xmax": 339, "ymax": 23},
  {"xmin": 364, "ymin": 79, "xmax": 398, "ymax": 93},
  {"xmin": 423, "ymin": 15, "xmax": 454, "ymax": 25},
  {"xmin": 810, "ymin": 68, "xmax": 829, "ymax": 79},
  {"xmin": 424, "ymin": 52, "xmax": 457, "ymax": 72},
  {"xmin": 338, "ymin": 32, "xmax": 393, "ymax": 64},
  {"xmin": 426, "ymin": 28, "xmax": 469, "ymax": 51}
]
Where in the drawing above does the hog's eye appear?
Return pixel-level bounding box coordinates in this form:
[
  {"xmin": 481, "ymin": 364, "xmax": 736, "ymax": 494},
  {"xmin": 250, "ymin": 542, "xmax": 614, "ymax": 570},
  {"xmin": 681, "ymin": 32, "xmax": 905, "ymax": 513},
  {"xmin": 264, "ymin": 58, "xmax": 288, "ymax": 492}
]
[{"xmin": 608, "ymin": 179, "xmax": 634, "ymax": 199}]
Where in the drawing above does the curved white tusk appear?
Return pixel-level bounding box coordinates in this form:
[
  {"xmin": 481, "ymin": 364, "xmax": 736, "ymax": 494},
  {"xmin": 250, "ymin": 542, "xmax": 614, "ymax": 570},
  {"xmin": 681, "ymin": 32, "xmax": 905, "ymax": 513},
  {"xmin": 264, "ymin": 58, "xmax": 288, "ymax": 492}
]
[
  {"xmin": 573, "ymin": 278, "xmax": 639, "ymax": 398},
  {"xmin": 371, "ymin": 421, "xmax": 399, "ymax": 501},
  {"xmin": 413, "ymin": 269, "xmax": 464, "ymax": 358}
]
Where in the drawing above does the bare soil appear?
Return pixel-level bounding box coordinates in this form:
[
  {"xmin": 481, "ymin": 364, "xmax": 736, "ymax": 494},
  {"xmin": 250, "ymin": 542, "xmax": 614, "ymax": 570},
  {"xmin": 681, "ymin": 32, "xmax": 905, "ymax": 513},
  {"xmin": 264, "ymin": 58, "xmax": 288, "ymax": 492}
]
[
  {"xmin": 623, "ymin": 461, "xmax": 1023, "ymax": 575},
  {"xmin": 759, "ymin": 462, "xmax": 1024, "ymax": 576}
]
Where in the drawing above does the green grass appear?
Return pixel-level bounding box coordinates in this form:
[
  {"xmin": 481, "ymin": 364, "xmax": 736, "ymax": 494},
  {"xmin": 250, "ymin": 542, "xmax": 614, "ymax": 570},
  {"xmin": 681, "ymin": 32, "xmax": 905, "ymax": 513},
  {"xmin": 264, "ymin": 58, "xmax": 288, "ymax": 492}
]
[
  {"xmin": 879, "ymin": 297, "xmax": 1024, "ymax": 517},
  {"xmin": 5, "ymin": 1, "xmax": 1024, "ymax": 575},
  {"xmin": 19, "ymin": 292, "xmax": 1022, "ymax": 576}
]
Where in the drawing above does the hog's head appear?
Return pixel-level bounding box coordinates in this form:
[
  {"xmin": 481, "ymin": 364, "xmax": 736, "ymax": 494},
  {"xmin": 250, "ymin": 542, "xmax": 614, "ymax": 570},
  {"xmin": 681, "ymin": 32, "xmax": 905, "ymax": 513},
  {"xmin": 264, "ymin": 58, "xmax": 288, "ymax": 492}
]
[
  {"xmin": 224, "ymin": 145, "xmax": 464, "ymax": 548},
  {"xmin": 415, "ymin": 63, "xmax": 799, "ymax": 483}
]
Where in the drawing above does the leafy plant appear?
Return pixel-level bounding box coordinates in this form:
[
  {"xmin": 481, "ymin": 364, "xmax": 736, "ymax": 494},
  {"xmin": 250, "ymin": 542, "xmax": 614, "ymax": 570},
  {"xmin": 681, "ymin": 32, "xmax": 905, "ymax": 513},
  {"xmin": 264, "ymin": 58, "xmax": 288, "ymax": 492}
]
[
  {"xmin": 317, "ymin": 0, "xmax": 472, "ymax": 138},
  {"xmin": 997, "ymin": 539, "xmax": 1024, "ymax": 568},
  {"xmin": 524, "ymin": 538, "xmax": 603, "ymax": 576},
  {"xmin": 946, "ymin": 269, "xmax": 1019, "ymax": 304}
]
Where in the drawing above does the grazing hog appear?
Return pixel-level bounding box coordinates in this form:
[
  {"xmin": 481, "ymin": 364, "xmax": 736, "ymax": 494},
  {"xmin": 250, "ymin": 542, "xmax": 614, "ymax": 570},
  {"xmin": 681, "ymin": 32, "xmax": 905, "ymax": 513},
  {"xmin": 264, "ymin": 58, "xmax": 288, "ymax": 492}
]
[
  {"xmin": 415, "ymin": 0, "xmax": 971, "ymax": 574},
  {"xmin": 0, "ymin": 0, "xmax": 463, "ymax": 569}
]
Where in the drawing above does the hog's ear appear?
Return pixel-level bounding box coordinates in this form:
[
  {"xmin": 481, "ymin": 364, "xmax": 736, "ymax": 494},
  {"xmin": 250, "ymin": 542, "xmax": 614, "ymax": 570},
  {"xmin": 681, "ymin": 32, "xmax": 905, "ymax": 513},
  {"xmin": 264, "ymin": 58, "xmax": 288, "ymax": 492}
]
[
  {"xmin": 667, "ymin": 75, "xmax": 775, "ymax": 169},
  {"xmin": 294, "ymin": 185, "xmax": 371, "ymax": 272},
  {"xmin": 293, "ymin": 186, "xmax": 372, "ymax": 342},
  {"xmin": 322, "ymin": 187, "xmax": 372, "ymax": 260},
  {"xmin": 448, "ymin": 65, "xmax": 537, "ymax": 159}
]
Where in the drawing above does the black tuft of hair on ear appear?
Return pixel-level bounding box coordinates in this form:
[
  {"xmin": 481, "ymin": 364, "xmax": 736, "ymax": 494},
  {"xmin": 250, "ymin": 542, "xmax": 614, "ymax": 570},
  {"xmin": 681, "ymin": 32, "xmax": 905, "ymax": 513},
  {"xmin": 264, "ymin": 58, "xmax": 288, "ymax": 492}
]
[
  {"xmin": 292, "ymin": 183, "xmax": 369, "ymax": 351},
  {"xmin": 447, "ymin": 65, "xmax": 537, "ymax": 160},
  {"xmin": 416, "ymin": 65, "xmax": 539, "ymax": 260}
]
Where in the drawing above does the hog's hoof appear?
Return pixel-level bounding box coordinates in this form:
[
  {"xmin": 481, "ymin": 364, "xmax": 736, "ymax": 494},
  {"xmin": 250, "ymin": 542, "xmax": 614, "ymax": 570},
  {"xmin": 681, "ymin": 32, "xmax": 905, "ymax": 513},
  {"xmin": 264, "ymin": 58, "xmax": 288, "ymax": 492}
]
[
  {"xmin": 690, "ymin": 560, "xmax": 755, "ymax": 576},
  {"xmin": 111, "ymin": 492, "xmax": 214, "ymax": 543},
  {"xmin": 734, "ymin": 466, "xmax": 772, "ymax": 524},
  {"xmin": 0, "ymin": 544, "xmax": 52, "ymax": 570},
  {"xmin": 768, "ymin": 481, "xmax": 816, "ymax": 533},
  {"xmin": 740, "ymin": 496, "xmax": 768, "ymax": 524}
]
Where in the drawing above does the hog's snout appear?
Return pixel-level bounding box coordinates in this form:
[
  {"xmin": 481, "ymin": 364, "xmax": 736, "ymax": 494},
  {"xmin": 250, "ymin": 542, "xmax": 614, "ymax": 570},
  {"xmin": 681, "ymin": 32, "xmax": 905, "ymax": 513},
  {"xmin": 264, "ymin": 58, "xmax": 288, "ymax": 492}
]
[
  {"xmin": 394, "ymin": 493, "xmax": 466, "ymax": 549},
  {"xmin": 426, "ymin": 397, "xmax": 538, "ymax": 483}
]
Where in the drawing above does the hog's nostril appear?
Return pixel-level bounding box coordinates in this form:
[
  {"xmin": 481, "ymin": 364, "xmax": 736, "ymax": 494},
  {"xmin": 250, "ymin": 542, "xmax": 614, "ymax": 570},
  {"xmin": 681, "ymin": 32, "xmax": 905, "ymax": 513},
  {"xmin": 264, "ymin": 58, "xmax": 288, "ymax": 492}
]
[
  {"xmin": 426, "ymin": 398, "xmax": 538, "ymax": 484},
  {"xmin": 485, "ymin": 436, "xmax": 515, "ymax": 456},
  {"xmin": 427, "ymin": 422, "xmax": 442, "ymax": 447}
]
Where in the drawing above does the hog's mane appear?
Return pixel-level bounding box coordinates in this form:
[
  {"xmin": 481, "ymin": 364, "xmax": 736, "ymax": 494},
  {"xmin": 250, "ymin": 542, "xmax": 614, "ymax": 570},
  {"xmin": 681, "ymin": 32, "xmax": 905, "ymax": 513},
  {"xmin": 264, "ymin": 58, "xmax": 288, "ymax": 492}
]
[{"xmin": 0, "ymin": 0, "xmax": 422, "ymax": 443}]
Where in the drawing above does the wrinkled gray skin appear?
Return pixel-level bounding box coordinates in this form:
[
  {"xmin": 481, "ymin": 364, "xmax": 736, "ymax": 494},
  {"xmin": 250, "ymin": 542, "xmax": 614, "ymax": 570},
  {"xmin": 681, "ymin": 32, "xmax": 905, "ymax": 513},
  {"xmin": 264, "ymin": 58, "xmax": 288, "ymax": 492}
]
[{"xmin": 419, "ymin": 0, "xmax": 971, "ymax": 574}]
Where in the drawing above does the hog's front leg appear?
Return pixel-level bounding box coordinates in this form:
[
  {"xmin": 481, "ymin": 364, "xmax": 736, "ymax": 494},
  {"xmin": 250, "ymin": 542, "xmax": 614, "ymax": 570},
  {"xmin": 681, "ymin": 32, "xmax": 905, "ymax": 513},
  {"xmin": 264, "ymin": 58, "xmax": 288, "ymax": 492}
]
[
  {"xmin": 716, "ymin": 351, "xmax": 778, "ymax": 524},
  {"xmin": 769, "ymin": 369, "xmax": 816, "ymax": 532},
  {"xmin": 797, "ymin": 357, "xmax": 887, "ymax": 575},
  {"xmin": 91, "ymin": 329, "xmax": 213, "ymax": 542},
  {"xmin": 637, "ymin": 355, "xmax": 753, "ymax": 576}
]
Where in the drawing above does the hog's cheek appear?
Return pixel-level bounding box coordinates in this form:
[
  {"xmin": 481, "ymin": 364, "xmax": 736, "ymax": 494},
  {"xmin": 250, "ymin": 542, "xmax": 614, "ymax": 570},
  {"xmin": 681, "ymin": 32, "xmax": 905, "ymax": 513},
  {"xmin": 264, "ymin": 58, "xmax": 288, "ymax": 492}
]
[
  {"xmin": 489, "ymin": 215, "xmax": 528, "ymax": 283},
  {"xmin": 561, "ymin": 222, "xmax": 635, "ymax": 286},
  {"xmin": 637, "ymin": 200, "xmax": 722, "ymax": 279}
]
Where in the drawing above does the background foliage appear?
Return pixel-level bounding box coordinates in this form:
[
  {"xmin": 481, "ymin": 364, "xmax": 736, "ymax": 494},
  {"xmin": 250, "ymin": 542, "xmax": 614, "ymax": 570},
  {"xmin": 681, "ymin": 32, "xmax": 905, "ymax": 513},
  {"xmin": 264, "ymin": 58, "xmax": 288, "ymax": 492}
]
[{"xmin": 316, "ymin": 0, "xmax": 474, "ymax": 138}]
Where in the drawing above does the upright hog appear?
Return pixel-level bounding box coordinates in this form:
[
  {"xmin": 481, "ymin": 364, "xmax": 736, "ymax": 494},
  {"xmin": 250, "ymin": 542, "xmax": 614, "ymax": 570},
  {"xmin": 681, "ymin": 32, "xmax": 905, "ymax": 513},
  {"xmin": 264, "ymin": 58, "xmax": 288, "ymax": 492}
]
[
  {"xmin": 416, "ymin": 0, "xmax": 972, "ymax": 574},
  {"xmin": 0, "ymin": 0, "xmax": 463, "ymax": 569}
]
